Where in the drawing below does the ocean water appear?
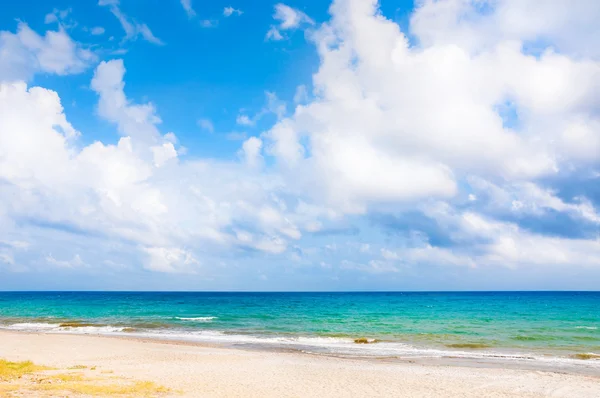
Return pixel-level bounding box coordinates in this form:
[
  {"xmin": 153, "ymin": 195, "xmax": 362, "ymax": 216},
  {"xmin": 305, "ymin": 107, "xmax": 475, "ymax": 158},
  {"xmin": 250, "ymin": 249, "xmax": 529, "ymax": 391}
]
[{"xmin": 1, "ymin": 292, "xmax": 599, "ymax": 370}]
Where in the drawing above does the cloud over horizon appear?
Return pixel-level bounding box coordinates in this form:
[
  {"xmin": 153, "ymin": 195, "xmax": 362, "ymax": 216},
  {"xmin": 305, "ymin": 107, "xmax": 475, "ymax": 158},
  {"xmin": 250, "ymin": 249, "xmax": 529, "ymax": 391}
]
[{"xmin": 0, "ymin": 0, "xmax": 599, "ymax": 290}]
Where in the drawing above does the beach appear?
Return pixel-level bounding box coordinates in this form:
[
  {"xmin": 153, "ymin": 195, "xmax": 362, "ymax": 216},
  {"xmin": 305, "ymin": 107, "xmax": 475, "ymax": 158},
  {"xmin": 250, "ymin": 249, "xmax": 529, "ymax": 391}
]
[{"xmin": 0, "ymin": 330, "xmax": 599, "ymax": 397}]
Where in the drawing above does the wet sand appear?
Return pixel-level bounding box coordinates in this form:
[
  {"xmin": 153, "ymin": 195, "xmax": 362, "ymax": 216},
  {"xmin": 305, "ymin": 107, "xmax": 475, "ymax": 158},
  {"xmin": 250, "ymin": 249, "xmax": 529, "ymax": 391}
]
[{"xmin": 0, "ymin": 330, "xmax": 599, "ymax": 397}]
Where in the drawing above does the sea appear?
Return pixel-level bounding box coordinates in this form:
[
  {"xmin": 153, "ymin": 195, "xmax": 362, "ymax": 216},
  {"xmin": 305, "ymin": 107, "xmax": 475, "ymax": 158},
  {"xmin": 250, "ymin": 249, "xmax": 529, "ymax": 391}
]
[{"xmin": 1, "ymin": 292, "xmax": 599, "ymax": 372}]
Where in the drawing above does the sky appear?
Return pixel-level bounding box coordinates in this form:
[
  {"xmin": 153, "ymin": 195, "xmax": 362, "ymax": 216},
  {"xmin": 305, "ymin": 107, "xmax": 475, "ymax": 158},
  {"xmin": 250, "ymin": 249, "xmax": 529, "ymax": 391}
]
[{"xmin": 0, "ymin": 0, "xmax": 599, "ymax": 291}]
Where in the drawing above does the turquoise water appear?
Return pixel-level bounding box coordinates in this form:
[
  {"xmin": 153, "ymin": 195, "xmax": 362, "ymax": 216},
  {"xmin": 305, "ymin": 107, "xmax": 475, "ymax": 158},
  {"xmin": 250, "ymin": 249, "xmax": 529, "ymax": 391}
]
[{"xmin": 1, "ymin": 292, "xmax": 599, "ymax": 367}]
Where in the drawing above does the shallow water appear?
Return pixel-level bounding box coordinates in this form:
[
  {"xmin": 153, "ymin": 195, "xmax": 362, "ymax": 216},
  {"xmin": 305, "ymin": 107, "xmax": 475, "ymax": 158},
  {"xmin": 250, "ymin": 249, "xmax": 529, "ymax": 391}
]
[{"xmin": 1, "ymin": 291, "xmax": 598, "ymax": 369}]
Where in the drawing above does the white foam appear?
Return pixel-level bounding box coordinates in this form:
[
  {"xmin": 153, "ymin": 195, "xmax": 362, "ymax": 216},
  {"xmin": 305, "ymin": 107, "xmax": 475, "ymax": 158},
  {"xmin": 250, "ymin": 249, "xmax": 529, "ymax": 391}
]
[
  {"xmin": 575, "ymin": 326, "xmax": 597, "ymax": 330},
  {"xmin": 3, "ymin": 322, "xmax": 600, "ymax": 369},
  {"xmin": 176, "ymin": 317, "xmax": 217, "ymax": 322},
  {"xmin": 4, "ymin": 322, "xmax": 60, "ymax": 330},
  {"xmin": 1, "ymin": 322, "xmax": 126, "ymax": 334},
  {"xmin": 55, "ymin": 326, "xmax": 127, "ymax": 334}
]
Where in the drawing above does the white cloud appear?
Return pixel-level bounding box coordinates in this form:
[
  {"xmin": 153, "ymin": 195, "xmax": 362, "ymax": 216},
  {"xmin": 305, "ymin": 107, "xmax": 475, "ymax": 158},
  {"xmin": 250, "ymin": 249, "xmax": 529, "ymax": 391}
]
[
  {"xmin": 262, "ymin": 0, "xmax": 600, "ymax": 214},
  {"xmin": 151, "ymin": 143, "xmax": 178, "ymax": 168},
  {"xmin": 44, "ymin": 8, "xmax": 74, "ymax": 27},
  {"xmin": 226, "ymin": 131, "xmax": 247, "ymax": 141},
  {"xmin": 457, "ymin": 212, "xmax": 600, "ymax": 269},
  {"xmin": 273, "ymin": 3, "xmax": 314, "ymax": 30},
  {"xmin": 237, "ymin": 92, "xmax": 287, "ymax": 127},
  {"xmin": 293, "ymin": 85, "xmax": 308, "ymax": 104},
  {"xmin": 90, "ymin": 27, "xmax": 105, "ymax": 36},
  {"xmin": 240, "ymin": 137, "xmax": 263, "ymax": 169},
  {"xmin": 0, "ymin": 60, "xmax": 325, "ymax": 274},
  {"xmin": 143, "ymin": 247, "xmax": 198, "ymax": 273},
  {"xmin": 98, "ymin": 0, "xmax": 163, "ymax": 45},
  {"xmin": 411, "ymin": 0, "xmax": 600, "ymax": 58},
  {"xmin": 469, "ymin": 177, "xmax": 600, "ymax": 224},
  {"xmin": 91, "ymin": 60, "xmax": 162, "ymax": 145},
  {"xmin": 0, "ymin": 240, "xmax": 30, "ymax": 271},
  {"xmin": 0, "ymin": 23, "xmax": 95, "ymax": 82},
  {"xmin": 200, "ymin": 20, "xmax": 218, "ymax": 28},
  {"xmin": 198, "ymin": 118, "xmax": 214, "ymax": 133},
  {"xmin": 266, "ymin": 3, "xmax": 315, "ymax": 41},
  {"xmin": 46, "ymin": 254, "xmax": 86, "ymax": 268},
  {"xmin": 223, "ymin": 6, "xmax": 243, "ymax": 17},
  {"xmin": 180, "ymin": 0, "xmax": 196, "ymax": 18},
  {"xmin": 236, "ymin": 114, "xmax": 253, "ymax": 126},
  {"xmin": 0, "ymin": 252, "xmax": 14, "ymax": 266},
  {"xmin": 2, "ymin": 0, "xmax": 600, "ymax": 282},
  {"xmin": 266, "ymin": 26, "xmax": 284, "ymax": 41}
]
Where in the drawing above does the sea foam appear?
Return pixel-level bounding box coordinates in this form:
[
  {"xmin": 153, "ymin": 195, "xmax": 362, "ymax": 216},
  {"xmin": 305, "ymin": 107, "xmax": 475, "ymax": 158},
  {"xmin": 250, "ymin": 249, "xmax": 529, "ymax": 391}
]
[{"xmin": 176, "ymin": 317, "xmax": 217, "ymax": 322}]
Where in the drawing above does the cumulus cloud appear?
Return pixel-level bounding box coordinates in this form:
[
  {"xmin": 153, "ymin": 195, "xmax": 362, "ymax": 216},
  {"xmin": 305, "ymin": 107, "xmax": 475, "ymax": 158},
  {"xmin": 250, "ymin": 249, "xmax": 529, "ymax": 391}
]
[
  {"xmin": 0, "ymin": 23, "xmax": 95, "ymax": 82},
  {"xmin": 258, "ymin": 0, "xmax": 600, "ymax": 276},
  {"xmin": 293, "ymin": 85, "xmax": 308, "ymax": 104},
  {"xmin": 98, "ymin": 0, "xmax": 163, "ymax": 45},
  {"xmin": 411, "ymin": 0, "xmax": 600, "ymax": 58},
  {"xmin": 262, "ymin": 0, "xmax": 600, "ymax": 214},
  {"xmin": 2, "ymin": 0, "xmax": 600, "ymax": 285},
  {"xmin": 0, "ymin": 59, "xmax": 322, "ymax": 274},
  {"xmin": 240, "ymin": 137, "xmax": 264, "ymax": 169}
]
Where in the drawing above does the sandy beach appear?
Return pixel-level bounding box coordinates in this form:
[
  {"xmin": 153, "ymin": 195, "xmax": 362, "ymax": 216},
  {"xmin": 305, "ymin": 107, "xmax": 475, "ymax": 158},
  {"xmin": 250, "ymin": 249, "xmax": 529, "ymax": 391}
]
[{"xmin": 0, "ymin": 330, "xmax": 598, "ymax": 397}]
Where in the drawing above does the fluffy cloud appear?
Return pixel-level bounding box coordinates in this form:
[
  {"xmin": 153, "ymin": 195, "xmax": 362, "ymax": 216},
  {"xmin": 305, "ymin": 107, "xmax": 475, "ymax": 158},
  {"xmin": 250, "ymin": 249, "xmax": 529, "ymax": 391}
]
[
  {"xmin": 262, "ymin": 0, "xmax": 600, "ymax": 213},
  {"xmin": 1, "ymin": 0, "xmax": 600, "ymax": 285},
  {"xmin": 240, "ymin": 137, "xmax": 264, "ymax": 169},
  {"xmin": 256, "ymin": 0, "xmax": 600, "ymax": 275},
  {"xmin": 0, "ymin": 23, "xmax": 95, "ymax": 82},
  {"xmin": 411, "ymin": 0, "xmax": 600, "ymax": 58},
  {"xmin": 0, "ymin": 60, "xmax": 322, "ymax": 273}
]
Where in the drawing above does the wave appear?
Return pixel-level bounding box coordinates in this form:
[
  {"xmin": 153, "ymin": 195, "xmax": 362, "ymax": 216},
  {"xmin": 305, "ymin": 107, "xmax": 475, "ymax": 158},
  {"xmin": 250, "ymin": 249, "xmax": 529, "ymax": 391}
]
[
  {"xmin": 2, "ymin": 322, "xmax": 600, "ymax": 368},
  {"xmin": 1, "ymin": 322, "xmax": 125, "ymax": 334},
  {"xmin": 511, "ymin": 334, "xmax": 557, "ymax": 342},
  {"xmin": 572, "ymin": 353, "xmax": 600, "ymax": 360},
  {"xmin": 445, "ymin": 343, "xmax": 492, "ymax": 349},
  {"xmin": 5, "ymin": 322, "xmax": 61, "ymax": 330},
  {"xmin": 176, "ymin": 317, "xmax": 217, "ymax": 322},
  {"xmin": 575, "ymin": 326, "xmax": 598, "ymax": 330}
]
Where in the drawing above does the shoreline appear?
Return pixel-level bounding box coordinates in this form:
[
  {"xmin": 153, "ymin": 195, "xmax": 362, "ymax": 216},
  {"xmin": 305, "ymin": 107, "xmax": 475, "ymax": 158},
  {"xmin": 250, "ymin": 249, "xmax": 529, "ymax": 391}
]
[
  {"xmin": 1, "ymin": 326, "xmax": 599, "ymax": 377},
  {"xmin": 1, "ymin": 330, "xmax": 599, "ymax": 397}
]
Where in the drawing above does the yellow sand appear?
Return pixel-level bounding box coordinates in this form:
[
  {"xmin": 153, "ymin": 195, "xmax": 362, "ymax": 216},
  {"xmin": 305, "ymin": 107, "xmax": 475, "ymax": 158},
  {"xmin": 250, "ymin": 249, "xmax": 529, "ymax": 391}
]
[
  {"xmin": 0, "ymin": 357, "xmax": 169, "ymax": 397},
  {"xmin": 0, "ymin": 330, "xmax": 599, "ymax": 397}
]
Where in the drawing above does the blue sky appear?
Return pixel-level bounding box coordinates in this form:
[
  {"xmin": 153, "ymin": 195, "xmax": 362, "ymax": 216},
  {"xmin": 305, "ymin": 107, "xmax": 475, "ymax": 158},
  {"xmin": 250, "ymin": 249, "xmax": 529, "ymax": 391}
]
[{"xmin": 0, "ymin": 0, "xmax": 599, "ymax": 291}]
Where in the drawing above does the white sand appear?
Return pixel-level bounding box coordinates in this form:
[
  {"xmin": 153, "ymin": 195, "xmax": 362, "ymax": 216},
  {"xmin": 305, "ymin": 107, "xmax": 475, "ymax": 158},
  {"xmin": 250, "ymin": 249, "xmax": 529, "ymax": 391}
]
[{"xmin": 0, "ymin": 330, "xmax": 598, "ymax": 397}]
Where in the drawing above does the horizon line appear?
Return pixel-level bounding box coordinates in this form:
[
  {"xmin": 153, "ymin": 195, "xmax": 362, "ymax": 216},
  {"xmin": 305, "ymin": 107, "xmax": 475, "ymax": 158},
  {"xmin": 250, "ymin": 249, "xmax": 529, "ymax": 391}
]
[{"xmin": 1, "ymin": 290, "xmax": 599, "ymax": 293}]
